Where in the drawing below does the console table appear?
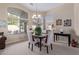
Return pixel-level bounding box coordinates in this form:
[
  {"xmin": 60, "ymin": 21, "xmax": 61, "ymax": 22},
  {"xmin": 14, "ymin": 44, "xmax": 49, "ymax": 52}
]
[{"xmin": 54, "ymin": 33, "xmax": 71, "ymax": 46}]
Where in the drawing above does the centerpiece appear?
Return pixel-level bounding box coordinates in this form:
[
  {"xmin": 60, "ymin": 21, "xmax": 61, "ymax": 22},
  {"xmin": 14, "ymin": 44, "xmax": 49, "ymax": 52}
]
[{"xmin": 34, "ymin": 25, "xmax": 42, "ymax": 35}]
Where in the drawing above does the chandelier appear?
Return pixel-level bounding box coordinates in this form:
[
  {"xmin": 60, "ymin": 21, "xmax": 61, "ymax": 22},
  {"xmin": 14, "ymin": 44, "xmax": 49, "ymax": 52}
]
[
  {"xmin": 31, "ymin": 3, "xmax": 42, "ymax": 25},
  {"xmin": 32, "ymin": 14, "xmax": 41, "ymax": 20}
]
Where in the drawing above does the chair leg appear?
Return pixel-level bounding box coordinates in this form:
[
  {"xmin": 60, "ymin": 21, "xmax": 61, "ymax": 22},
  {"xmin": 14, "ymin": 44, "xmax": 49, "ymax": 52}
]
[
  {"xmin": 28, "ymin": 42, "xmax": 30, "ymax": 48},
  {"xmin": 46, "ymin": 46, "xmax": 49, "ymax": 54},
  {"xmin": 31, "ymin": 44, "xmax": 33, "ymax": 51},
  {"xmin": 50, "ymin": 44, "xmax": 53, "ymax": 50}
]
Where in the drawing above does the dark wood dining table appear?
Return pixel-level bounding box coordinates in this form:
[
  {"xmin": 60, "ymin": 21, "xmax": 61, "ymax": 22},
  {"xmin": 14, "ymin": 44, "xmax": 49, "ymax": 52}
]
[{"xmin": 32, "ymin": 34, "xmax": 48, "ymax": 51}]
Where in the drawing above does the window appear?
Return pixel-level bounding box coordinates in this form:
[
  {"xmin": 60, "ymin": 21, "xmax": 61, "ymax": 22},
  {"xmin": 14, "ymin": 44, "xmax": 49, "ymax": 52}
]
[
  {"xmin": 20, "ymin": 19, "xmax": 27, "ymax": 33},
  {"xmin": 8, "ymin": 13, "xmax": 26, "ymax": 34},
  {"xmin": 7, "ymin": 7, "xmax": 28, "ymax": 34}
]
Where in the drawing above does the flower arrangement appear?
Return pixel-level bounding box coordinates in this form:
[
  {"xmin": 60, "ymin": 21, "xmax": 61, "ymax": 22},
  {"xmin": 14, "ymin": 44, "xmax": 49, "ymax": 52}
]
[{"xmin": 35, "ymin": 26, "xmax": 42, "ymax": 35}]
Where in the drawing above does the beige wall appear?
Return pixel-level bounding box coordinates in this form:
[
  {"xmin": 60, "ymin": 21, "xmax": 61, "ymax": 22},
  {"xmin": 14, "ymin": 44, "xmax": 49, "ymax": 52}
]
[
  {"xmin": 74, "ymin": 4, "xmax": 79, "ymax": 36},
  {"xmin": 46, "ymin": 3, "xmax": 74, "ymax": 31}
]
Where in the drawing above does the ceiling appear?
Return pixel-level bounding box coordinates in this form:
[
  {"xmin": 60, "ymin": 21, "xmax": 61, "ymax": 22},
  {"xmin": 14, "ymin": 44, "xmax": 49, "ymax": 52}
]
[{"xmin": 21, "ymin": 3, "xmax": 64, "ymax": 12}]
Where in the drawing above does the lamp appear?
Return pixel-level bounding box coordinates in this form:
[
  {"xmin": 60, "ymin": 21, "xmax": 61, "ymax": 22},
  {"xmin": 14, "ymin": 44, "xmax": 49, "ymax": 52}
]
[{"xmin": 60, "ymin": 28, "xmax": 63, "ymax": 33}]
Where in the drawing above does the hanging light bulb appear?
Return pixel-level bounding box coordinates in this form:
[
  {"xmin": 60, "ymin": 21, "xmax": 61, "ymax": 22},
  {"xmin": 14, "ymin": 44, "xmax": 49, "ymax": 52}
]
[{"xmin": 32, "ymin": 4, "xmax": 41, "ymax": 19}]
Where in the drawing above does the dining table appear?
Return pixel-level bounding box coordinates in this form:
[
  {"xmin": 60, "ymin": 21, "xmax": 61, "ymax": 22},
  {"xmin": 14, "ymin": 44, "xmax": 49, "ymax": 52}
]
[{"xmin": 32, "ymin": 33, "xmax": 48, "ymax": 51}]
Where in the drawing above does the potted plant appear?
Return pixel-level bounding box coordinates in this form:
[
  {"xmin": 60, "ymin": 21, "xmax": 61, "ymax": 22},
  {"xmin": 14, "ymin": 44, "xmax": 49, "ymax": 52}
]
[{"xmin": 35, "ymin": 26, "xmax": 42, "ymax": 35}]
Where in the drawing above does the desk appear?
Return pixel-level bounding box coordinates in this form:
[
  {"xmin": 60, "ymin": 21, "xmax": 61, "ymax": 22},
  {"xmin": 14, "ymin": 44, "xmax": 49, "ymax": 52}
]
[
  {"xmin": 32, "ymin": 34, "xmax": 47, "ymax": 51},
  {"xmin": 54, "ymin": 33, "xmax": 71, "ymax": 46}
]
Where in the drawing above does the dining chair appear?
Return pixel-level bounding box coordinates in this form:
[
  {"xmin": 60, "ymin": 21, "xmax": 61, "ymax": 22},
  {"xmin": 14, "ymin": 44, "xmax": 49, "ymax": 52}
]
[
  {"xmin": 42, "ymin": 30, "xmax": 53, "ymax": 53},
  {"xmin": 27, "ymin": 30, "xmax": 38, "ymax": 51},
  {"xmin": 27, "ymin": 29, "xmax": 36, "ymax": 51},
  {"xmin": 42, "ymin": 30, "xmax": 47, "ymax": 34}
]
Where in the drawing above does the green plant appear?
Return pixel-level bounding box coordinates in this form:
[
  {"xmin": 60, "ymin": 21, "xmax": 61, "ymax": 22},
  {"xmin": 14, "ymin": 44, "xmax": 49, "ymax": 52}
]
[{"xmin": 35, "ymin": 26, "xmax": 42, "ymax": 35}]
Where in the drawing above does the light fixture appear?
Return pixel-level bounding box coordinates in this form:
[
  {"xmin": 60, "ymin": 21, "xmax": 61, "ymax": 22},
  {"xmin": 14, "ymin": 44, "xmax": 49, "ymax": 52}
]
[
  {"xmin": 32, "ymin": 14, "xmax": 41, "ymax": 19},
  {"xmin": 31, "ymin": 3, "xmax": 42, "ymax": 25}
]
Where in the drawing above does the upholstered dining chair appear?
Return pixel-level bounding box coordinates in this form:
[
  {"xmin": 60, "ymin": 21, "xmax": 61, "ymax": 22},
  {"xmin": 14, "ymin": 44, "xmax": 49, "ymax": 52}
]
[
  {"xmin": 42, "ymin": 30, "xmax": 53, "ymax": 53},
  {"xmin": 27, "ymin": 28, "xmax": 39, "ymax": 51},
  {"xmin": 42, "ymin": 30, "xmax": 47, "ymax": 34},
  {"xmin": 27, "ymin": 29, "xmax": 35, "ymax": 51}
]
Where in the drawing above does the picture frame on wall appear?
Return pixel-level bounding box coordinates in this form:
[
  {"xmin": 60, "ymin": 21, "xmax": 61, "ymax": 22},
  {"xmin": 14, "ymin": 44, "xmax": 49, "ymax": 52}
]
[
  {"xmin": 56, "ymin": 19, "xmax": 62, "ymax": 25},
  {"xmin": 64, "ymin": 19, "xmax": 71, "ymax": 26}
]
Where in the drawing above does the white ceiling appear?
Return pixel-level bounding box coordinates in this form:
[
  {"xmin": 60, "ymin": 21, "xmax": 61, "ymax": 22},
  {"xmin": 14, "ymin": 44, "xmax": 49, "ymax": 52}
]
[{"xmin": 21, "ymin": 3, "xmax": 64, "ymax": 12}]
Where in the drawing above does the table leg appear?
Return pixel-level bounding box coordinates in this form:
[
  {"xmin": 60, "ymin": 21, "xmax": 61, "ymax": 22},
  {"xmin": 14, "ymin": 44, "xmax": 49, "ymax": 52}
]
[
  {"xmin": 39, "ymin": 38, "xmax": 42, "ymax": 51},
  {"xmin": 56, "ymin": 35, "xmax": 57, "ymax": 41},
  {"xmin": 68, "ymin": 35, "xmax": 71, "ymax": 46},
  {"xmin": 54, "ymin": 34, "xmax": 55, "ymax": 42}
]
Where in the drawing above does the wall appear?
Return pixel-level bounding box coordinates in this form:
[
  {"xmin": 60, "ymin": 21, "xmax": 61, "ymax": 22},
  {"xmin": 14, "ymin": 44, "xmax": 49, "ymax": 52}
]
[
  {"xmin": 46, "ymin": 3, "xmax": 74, "ymax": 31},
  {"xmin": 0, "ymin": 3, "xmax": 31, "ymax": 44},
  {"xmin": 46, "ymin": 3, "xmax": 74, "ymax": 42},
  {"xmin": 74, "ymin": 4, "xmax": 79, "ymax": 36}
]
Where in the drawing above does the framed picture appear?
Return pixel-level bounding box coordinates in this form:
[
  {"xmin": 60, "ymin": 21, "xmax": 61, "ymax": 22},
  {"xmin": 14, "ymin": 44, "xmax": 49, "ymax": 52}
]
[
  {"xmin": 56, "ymin": 19, "xmax": 62, "ymax": 25},
  {"xmin": 64, "ymin": 19, "xmax": 71, "ymax": 26}
]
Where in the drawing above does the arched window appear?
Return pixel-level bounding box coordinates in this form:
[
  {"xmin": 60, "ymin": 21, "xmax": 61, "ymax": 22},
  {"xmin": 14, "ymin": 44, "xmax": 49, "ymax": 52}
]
[{"xmin": 7, "ymin": 7, "xmax": 28, "ymax": 34}]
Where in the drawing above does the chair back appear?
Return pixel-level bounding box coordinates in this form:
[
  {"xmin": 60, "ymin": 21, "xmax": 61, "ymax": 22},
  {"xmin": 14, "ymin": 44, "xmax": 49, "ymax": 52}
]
[
  {"xmin": 42, "ymin": 30, "xmax": 47, "ymax": 34},
  {"xmin": 27, "ymin": 29, "xmax": 33, "ymax": 43},
  {"xmin": 47, "ymin": 30, "xmax": 54, "ymax": 45}
]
